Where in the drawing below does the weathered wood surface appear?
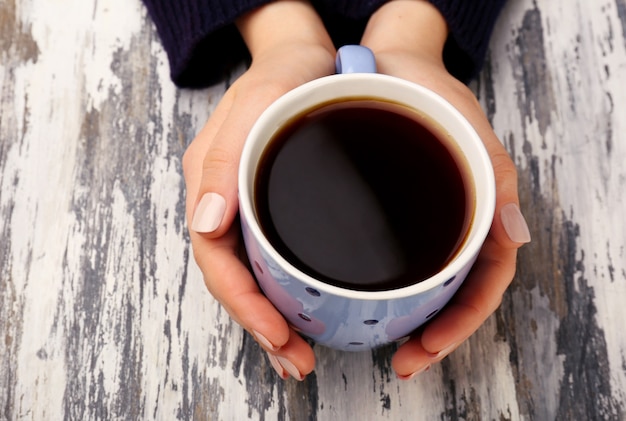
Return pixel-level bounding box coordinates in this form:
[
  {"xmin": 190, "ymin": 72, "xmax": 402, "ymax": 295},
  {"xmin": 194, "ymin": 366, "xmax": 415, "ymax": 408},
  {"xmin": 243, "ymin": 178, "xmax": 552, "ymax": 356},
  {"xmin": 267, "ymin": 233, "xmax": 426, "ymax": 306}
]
[{"xmin": 1, "ymin": 0, "xmax": 625, "ymax": 419}]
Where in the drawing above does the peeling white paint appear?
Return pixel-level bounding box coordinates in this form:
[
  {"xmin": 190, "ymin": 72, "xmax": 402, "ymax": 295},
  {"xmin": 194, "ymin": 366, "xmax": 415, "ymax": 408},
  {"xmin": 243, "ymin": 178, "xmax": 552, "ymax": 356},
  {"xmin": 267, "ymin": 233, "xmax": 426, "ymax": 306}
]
[{"xmin": 2, "ymin": 0, "xmax": 625, "ymax": 419}]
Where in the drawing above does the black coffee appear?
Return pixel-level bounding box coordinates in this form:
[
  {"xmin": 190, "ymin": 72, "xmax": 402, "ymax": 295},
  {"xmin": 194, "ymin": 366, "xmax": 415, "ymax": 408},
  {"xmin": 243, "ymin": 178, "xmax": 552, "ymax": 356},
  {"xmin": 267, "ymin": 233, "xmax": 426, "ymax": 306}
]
[{"xmin": 254, "ymin": 99, "xmax": 473, "ymax": 291}]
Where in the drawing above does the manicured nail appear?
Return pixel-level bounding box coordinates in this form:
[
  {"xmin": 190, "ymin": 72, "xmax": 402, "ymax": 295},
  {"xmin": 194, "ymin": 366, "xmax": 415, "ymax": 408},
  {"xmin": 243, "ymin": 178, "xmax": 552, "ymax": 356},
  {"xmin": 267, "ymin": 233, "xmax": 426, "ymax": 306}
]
[
  {"xmin": 500, "ymin": 203, "xmax": 531, "ymax": 244},
  {"xmin": 267, "ymin": 353, "xmax": 288, "ymax": 380},
  {"xmin": 428, "ymin": 342, "xmax": 458, "ymax": 360},
  {"xmin": 276, "ymin": 356, "xmax": 304, "ymax": 381},
  {"xmin": 397, "ymin": 364, "xmax": 430, "ymax": 381},
  {"xmin": 191, "ymin": 192, "xmax": 226, "ymax": 233},
  {"xmin": 253, "ymin": 330, "xmax": 280, "ymax": 352}
]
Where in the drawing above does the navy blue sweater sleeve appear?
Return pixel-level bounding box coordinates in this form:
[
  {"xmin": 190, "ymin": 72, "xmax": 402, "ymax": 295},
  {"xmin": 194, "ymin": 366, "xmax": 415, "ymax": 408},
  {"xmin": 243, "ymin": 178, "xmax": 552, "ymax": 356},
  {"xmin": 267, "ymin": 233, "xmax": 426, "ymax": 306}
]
[
  {"xmin": 142, "ymin": 0, "xmax": 506, "ymax": 87},
  {"xmin": 429, "ymin": 0, "xmax": 507, "ymax": 83}
]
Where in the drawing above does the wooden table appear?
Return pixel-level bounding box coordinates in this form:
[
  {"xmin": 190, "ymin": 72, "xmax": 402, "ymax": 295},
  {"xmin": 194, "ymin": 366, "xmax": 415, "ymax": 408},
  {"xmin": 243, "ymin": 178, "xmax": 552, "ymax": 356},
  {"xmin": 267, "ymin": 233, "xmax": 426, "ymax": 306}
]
[{"xmin": 2, "ymin": 1, "xmax": 625, "ymax": 419}]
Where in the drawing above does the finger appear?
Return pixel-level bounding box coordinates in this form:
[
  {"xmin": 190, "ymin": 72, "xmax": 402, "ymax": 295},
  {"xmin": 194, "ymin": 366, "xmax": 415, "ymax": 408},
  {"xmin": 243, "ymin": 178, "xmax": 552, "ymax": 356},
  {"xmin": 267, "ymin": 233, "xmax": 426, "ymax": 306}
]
[
  {"xmin": 265, "ymin": 328, "xmax": 317, "ymax": 381},
  {"xmin": 192, "ymin": 229, "xmax": 293, "ymax": 352},
  {"xmin": 392, "ymin": 334, "xmax": 458, "ymax": 380},
  {"xmin": 451, "ymin": 90, "xmax": 531, "ymax": 250},
  {"xmin": 392, "ymin": 237, "xmax": 516, "ymax": 377},
  {"xmin": 189, "ymin": 84, "xmax": 286, "ymax": 238},
  {"xmin": 483, "ymin": 137, "xmax": 531, "ymax": 247},
  {"xmin": 420, "ymin": 237, "xmax": 517, "ymax": 353},
  {"xmin": 391, "ymin": 332, "xmax": 431, "ymax": 379},
  {"xmin": 424, "ymin": 79, "xmax": 532, "ymax": 249},
  {"xmin": 182, "ymin": 89, "xmax": 236, "ymax": 221},
  {"xmin": 195, "ymin": 231, "xmax": 316, "ymax": 377},
  {"xmin": 188, "ymin": 100, "xmax": 254, "ymax": 236}
]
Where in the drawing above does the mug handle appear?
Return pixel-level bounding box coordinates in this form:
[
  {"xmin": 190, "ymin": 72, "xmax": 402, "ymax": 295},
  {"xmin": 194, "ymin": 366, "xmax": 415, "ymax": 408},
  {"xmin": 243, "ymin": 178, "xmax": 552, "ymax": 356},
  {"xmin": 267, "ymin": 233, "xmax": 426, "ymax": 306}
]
[{"xmin": 335, "ymin": 45, "xmax": 377, "ymax": 74}]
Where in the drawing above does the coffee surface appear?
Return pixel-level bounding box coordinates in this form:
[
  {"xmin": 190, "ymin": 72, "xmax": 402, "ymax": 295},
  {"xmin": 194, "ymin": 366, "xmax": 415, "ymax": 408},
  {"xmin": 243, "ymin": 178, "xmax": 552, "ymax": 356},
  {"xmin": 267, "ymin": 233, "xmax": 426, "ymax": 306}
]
[{"xmin": 255, "ymin": 100, "xmax": 471, "ymax": 291}]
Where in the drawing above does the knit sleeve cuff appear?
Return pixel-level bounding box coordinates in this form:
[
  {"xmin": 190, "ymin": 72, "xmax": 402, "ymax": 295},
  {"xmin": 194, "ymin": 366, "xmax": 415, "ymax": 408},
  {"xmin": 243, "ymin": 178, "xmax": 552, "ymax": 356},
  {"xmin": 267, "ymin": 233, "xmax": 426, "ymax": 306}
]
[
  {"xmin": 428, "ymin": 0, "xmax": 507, "ymax": 82},
  {"xmin": 143, "ymin": 0, "xmax": 507, "ymax": 87},
  {"xmin": 142, "ymin": 0, "xmax": 268, "ymax": 87}
]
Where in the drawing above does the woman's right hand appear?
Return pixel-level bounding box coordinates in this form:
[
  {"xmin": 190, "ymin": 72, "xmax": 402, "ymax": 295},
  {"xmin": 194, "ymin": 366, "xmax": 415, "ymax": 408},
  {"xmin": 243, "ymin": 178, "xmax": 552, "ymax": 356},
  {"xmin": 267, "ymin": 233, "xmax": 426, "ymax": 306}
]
[{"xmin": 182, "ymin": 0, "xmax": 336, "ymax": 380}]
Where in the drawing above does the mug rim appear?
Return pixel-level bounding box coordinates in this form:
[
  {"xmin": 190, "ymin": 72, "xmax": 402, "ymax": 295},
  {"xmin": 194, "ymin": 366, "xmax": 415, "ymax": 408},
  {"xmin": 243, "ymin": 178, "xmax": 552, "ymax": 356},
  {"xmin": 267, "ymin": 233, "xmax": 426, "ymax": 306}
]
[{"xmin": 239, "ymin": 73, "xmax": 496, "ymax": 301}]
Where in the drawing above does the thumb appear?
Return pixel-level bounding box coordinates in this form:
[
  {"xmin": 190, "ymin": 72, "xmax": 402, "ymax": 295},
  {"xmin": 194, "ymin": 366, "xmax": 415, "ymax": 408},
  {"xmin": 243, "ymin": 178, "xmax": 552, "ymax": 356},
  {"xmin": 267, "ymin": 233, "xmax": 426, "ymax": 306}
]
[
  {"xmin": 486, "ymin": 140, "xmax": 531, "ymax": 248},
  {"xmin": 189, "ymin": 119, "xmax": 248, "ymax": 237},
  {"xmin": 449, "ymin": 87, "xmax": 531, "ymax": 249},
  {"xmin": 189, "ymin": 122, "xmax": 249, "ymax": 237},
  {"xmin": 189, "ymin": 89, "xmax": 277, "ymax": 238}
]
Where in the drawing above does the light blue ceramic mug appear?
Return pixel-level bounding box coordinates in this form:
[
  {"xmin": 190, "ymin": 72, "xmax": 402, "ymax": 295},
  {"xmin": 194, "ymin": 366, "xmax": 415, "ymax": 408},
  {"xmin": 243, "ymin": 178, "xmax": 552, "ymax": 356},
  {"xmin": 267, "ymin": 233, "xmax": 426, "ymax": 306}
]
[{"xmin": 238, "ymin": 46, "xmax": 495, "ymax": 351}]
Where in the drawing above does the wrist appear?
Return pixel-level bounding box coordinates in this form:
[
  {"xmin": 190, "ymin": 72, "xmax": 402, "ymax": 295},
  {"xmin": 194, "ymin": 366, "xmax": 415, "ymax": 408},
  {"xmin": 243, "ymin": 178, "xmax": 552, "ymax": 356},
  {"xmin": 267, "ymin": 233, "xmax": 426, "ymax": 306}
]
[
  {"xmin": 236, "ymin": 0, "xmax": 334, "ymax": 59},
  {"xmin": 361, "ymin": 0, "xmax": 448, "ymax": 63}
]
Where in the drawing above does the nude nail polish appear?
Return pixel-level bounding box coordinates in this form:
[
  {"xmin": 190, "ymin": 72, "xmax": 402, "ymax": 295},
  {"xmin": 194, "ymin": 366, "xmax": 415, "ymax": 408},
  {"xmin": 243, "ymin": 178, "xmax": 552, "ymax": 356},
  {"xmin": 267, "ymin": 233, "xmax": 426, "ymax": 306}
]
[
  {"xmin": 397, "ymin": 364, "xmax": 430, "ymax": 381},
  {"xmin": 276, "ymin": 356, "xmax": 304, "ymax": 381},
  {"xmin": 428, "ymin": 342, "xmax": 458, "ymax": 360},
  {"xmin": 253, "ymin": 330, "xmax": 279, "ymax": 352},
  {"xmin": 267, "ymin": 353, "xmax": 288, "ymax": 380},
  {"xmin": 191, "ymin": 192, "xmax": 226, "ymax": 233},
  {"xmin": 500, "ymin": 203, "xmax": 531, "ymax": 244}
]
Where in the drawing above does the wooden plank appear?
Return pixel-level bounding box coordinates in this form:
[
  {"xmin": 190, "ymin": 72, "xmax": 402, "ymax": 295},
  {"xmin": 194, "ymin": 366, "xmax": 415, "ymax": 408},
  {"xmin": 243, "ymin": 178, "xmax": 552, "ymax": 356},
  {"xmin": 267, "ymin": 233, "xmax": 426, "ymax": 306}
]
[
  {"xmin": 483, "ymin": 1, "xmax": 626, "ymax": 419},
  {"xmin": 1, "ymin": 0, "xmax": 625, "ymax": 419}
]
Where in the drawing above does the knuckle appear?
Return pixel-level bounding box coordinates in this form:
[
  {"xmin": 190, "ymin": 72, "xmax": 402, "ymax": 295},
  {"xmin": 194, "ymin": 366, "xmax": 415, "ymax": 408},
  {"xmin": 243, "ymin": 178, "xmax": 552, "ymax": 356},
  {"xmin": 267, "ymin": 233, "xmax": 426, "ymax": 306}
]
[
  {"xmin": 490, "ymin": 150, "xmax": 518, "ymax": 183},
  {"xmin": 202, "ymin": 145, "xmax": 238, "ymax": 174}
]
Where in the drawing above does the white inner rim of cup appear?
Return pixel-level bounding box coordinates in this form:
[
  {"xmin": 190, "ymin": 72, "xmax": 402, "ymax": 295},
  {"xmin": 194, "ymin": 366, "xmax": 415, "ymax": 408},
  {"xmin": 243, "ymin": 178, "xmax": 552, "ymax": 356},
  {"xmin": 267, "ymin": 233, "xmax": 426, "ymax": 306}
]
[{"xmin": 239, "ymin": 73, "xmax": 495, "ymax": 301}]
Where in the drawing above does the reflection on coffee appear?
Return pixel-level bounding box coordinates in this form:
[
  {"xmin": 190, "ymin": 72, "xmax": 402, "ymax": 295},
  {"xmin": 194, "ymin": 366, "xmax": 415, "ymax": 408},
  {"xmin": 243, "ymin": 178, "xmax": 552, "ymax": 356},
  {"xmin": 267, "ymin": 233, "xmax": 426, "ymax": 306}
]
[{"xmin": 254, "ymin": 99, "xmax": 474, "ymax": 291}]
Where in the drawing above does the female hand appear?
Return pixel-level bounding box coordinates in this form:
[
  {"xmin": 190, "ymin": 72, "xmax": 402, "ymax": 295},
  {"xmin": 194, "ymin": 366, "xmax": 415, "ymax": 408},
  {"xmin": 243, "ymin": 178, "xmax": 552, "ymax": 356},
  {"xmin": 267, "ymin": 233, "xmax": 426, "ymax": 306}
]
[
  {"xmin": 360, "ymin": 0, "xmax": 531, "ymax": 379},
  {"xmin": 182, "ymin": 0, "xmax": 335, "ymax": 380}
]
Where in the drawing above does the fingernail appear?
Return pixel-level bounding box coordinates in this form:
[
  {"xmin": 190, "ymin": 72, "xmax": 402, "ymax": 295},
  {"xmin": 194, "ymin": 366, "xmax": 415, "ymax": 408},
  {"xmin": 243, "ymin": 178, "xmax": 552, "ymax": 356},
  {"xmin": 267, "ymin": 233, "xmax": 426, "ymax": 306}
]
[
  {"xmin": 428, "ymin": 342, "xmax": 458, "ymax": 360},
  {"xmin": 267, "ymin": 353, "xmax": 289, "ymax": 380},
  {"xmin": 500, "ymin": 203, "xmax": 531, "ymax": 244},
  {"xmin": 276, "ymin": 356, "xmax": 304, "ymax": 381},
  {"xmin": 397, "ymin": 364, "xmax": 430, "ymax": 381},
  {"xmin": 191, "ymin": 192, "xmax": 226, "ymax": 233},
  {"xmin": 253, "ymin": 330, "xmax": 280, "ymax": 352}
]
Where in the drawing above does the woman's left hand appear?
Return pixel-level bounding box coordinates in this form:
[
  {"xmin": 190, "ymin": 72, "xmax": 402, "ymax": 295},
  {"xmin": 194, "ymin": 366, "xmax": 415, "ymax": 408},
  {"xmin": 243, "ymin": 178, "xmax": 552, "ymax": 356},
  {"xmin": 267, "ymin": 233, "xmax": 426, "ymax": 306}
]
[{"xmin": 360, "ymin": 0, "xmax": 531, "ymax": 379}]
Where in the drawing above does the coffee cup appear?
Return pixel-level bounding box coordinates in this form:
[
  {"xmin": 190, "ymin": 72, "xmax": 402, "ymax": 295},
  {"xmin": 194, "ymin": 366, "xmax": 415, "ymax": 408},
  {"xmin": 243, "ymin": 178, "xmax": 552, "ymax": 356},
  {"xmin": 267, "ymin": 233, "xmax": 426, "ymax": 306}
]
[{"xmin": 238, "ymin": 45, "xmax": 495, "ymax": 351}]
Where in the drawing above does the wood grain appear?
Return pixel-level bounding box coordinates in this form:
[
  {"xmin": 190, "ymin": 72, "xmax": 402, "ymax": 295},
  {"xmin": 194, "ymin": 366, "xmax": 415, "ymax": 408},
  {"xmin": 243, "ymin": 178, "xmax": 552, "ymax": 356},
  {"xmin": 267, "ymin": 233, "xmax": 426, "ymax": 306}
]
[{"xmin": 1, "ymin": 0, "xmax": 625, "ymax": 419}]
